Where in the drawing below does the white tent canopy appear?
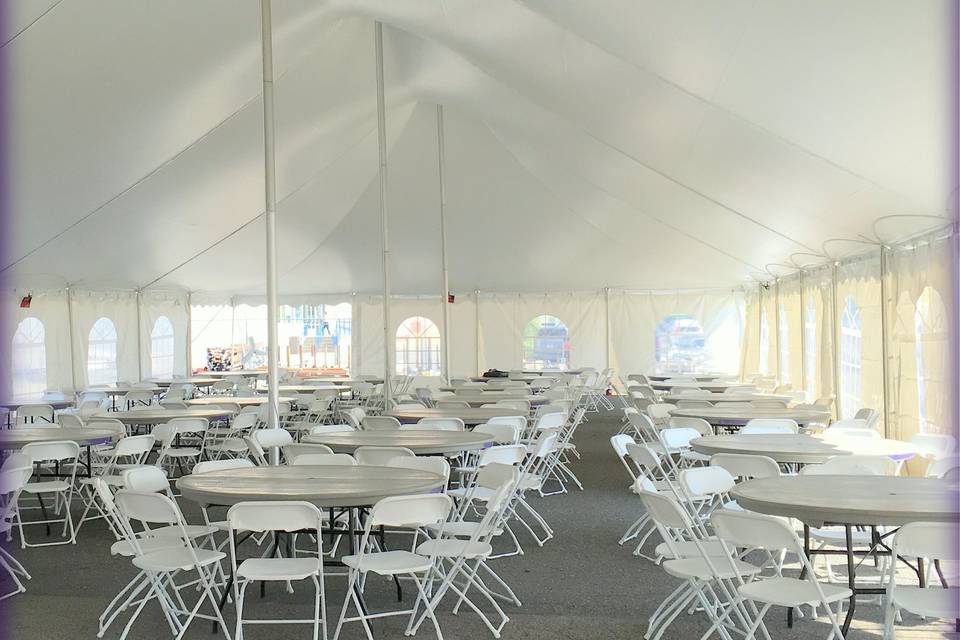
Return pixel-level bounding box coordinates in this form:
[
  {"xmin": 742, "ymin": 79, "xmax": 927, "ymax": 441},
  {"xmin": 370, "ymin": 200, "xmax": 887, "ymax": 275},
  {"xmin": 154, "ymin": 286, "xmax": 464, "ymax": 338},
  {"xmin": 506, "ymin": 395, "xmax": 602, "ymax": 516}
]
[{"xmin": 5, "ymin": 0, "xmax": 954, "ymax": 296}]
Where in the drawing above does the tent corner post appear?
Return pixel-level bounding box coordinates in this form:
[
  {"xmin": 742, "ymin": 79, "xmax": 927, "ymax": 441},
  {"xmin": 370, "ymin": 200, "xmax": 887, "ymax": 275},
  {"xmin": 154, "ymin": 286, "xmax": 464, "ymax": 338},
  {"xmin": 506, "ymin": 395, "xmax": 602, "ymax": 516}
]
[{"xmin": 375, "ymin": 21, "xmax": 393, "ymax": 406}]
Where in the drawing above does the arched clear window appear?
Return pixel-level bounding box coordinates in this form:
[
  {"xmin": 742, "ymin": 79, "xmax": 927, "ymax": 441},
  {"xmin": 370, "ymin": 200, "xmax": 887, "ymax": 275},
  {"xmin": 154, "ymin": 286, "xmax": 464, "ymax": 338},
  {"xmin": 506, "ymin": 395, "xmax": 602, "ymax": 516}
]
[
  {"xmin": 758, "ymin": 309, "xmax": 770, "ymax": 375},
  {"xmin": 88, "ymin": 317, "xmax": 118, "ymax": 385},
  {"xmin": 522, "ymin": 315, "xmax": 570, "ymax": 370},
  {"xmin": 655, "ymin": 314, "xmax": 705, "ymax": 372},
  {"xmin": 778, "ymin": 304, "xmax": 790, "ymax": 384},
  {"xmin": 839, "ymin": 296, "xmax": 862, "ymax": 418},
  {"xmin": 915, "ymin": 287, "xmax": 946, "ymax": 433},
  {"xmin": 12, "ymin": 318, "xmax": 47, "ymax": 396},
  {"xmin": 395, "ymin": 317, "xmax": 441, "ymax": 376},
  {"xmin": 803, "ymin": 296, "xmax": 817, "ymax": 400},
  {"xmin": 150, "ymin": 316, "xmax": 175, "ymax": 379}
]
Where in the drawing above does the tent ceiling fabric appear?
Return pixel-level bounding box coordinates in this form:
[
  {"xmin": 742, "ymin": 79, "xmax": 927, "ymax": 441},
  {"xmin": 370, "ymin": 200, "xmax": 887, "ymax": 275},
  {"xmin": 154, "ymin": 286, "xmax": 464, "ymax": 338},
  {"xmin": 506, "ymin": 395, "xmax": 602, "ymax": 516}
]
[{"xmin": 6, "ymin": 0, "xmax": 954, "ymax": 296}]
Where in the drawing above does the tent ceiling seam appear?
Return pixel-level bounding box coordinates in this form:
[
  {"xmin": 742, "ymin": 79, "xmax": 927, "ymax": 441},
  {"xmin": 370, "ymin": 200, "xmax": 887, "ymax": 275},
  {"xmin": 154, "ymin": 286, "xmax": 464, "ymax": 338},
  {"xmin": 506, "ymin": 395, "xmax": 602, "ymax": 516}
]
[
  {"xmin": 482, "ymin": 120, "xmax": 763, "ymax": 273},
  {"xmin": 0, "ymin": 0, "xmax": 64, "ymax": 49}
]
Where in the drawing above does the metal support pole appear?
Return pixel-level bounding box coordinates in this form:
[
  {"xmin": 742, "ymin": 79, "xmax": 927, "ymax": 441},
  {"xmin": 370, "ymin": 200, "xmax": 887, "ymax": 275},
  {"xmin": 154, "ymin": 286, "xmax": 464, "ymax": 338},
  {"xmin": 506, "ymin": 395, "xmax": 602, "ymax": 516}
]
[
  {"xmin": 604, "ymin": 287, "xmax": 612, "ymax": 369},
  {"xmin": 879, "ymin": 246, "xmax": 892, "ymax": 437},
  {"xmin": 757, "ymin": 283, "xmax": 764, "ymax": 376},
  {"xmin": 186, "ymin": 292, "xmax": 193, "ymax": 374},
  {"xmin": 475, "ymin": 290, "xmax": 481, "ymax": 375},
  {"xmin": 66, "ymin": 287, "xmax": 78, "ymax": 391},
  {"xmin": 375, "ymin": 21, "xmax": 393, "ymax": 405},
  {"xmin": 832, "ymin": 263, "xmax": 842, "ymax": 419},
  {"xmin": 436, "ymin": 105, "xmax": 451, "ymax": 383},
  {"xmin": 260, "ymin": 0, "xmax": 281, "ymax": 458},
  {"xmin": 136, "ymin": 289, "xmax": 143, "ymax": 381},
  {"xmin": 774, "ymin": 279, "xmax": 782, "ymax": 384},
  {"xmin": 798, "ymin": 271, "xmax": 807, "ymax": 399}
]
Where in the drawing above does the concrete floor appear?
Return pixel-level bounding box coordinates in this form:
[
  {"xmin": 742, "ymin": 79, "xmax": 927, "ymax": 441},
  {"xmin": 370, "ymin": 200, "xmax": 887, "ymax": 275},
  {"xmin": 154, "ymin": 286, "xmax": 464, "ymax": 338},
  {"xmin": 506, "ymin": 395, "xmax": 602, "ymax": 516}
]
[{"xmin": 3, "ymin": 411, "xmax": 955, "ymax": 639}]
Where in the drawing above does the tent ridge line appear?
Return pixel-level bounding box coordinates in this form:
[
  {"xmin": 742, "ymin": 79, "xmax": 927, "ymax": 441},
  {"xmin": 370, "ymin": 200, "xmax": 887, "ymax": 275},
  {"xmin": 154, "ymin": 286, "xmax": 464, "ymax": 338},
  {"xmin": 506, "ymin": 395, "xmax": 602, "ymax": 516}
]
[{"xmin": 0, "ymin": 0, "xmax": 65, "ymax": 50}]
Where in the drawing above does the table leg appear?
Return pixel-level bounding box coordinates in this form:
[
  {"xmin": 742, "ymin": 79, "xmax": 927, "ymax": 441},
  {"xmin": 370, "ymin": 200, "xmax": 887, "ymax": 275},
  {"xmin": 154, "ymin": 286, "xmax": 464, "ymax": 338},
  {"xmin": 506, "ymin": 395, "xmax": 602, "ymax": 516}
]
[{"xmin": 842, "ymin": 525, "xmax": 856, "ymax": 635}]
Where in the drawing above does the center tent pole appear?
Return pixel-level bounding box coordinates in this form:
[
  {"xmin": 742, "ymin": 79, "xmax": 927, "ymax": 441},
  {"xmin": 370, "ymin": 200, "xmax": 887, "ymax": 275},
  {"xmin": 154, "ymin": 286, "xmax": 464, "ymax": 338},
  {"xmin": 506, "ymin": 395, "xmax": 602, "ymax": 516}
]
[
  {"xmin": 436, "ymin": 105, "xmax": 452, "ymax": 383},
  {"xmin": 260, "ymin": 0, "xmax": 281, "ymax": 461},
  {"xmin": 375, "ymin": 21, "xmax": 393, "ymax": 407}
]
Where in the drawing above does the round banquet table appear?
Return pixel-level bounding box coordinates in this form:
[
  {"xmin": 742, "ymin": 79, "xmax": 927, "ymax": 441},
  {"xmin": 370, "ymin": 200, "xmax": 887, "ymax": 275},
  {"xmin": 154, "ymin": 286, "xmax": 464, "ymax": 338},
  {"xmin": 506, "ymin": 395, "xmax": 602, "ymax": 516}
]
[
  {"xmin": 149, "ymin": 377, "xmax": 217, "ymax": 388},
  {"xmin": 649, "ymin": 381, "xmax": 746, "ymax": 392},
  {"xmin": 731, "ymin": 475, "xmax": 958, "ymax": 634},
  {"xmin": 671, "ymin": 406, "xmax": 832, "ymax": 427},
  {"xmin": 0, "ymin": 397, "xmax": 76, "ymax": 411},
  {"xmin": 186, "ymin": 396, "xmax": 297, "ymax": 407},
  {"xmin": 386, "ymin": 407, "xmax": 524, "ymax": 425},
  {"xmin": 305, "ymin": 378, "xmax": 383, "ymax": 386},
  {"xmin": 201, "ymin": 371, "xmax": 262, "ymax": 378},
  {"xmin": 470, "ymin": 376, "xmax": 539, "ymax": 384},
  {"xmin": 96, "ymin": 408, "xmax": 237, "ymax": 425},
  {"xmin": 457, "ymin": 394, "xmax": 546, "ymax": 408},
  {"xmin": 176, "ymin": 465, "xmax": 445, "ymax": 508},
  {"xmin": 304, "ymin": 430, "xmax": 494, "ymax": 455},
  {"xmin": 660, "ymin": 391, "xmax": 794, "ymax": 404},
  {"xmin": 0, "ymin": 427, "xmax": 119, "ymax": 450},
  {"xmin": 646, "ymin": 373, "xmax": 726, "ymax": 382},
  {"xmin": 691, "ymin": 434, "xmax": 920, "ymax": 465},
  {"xmin": 257, "ymin": 384, "xmax": 351, "ymax": 395}
]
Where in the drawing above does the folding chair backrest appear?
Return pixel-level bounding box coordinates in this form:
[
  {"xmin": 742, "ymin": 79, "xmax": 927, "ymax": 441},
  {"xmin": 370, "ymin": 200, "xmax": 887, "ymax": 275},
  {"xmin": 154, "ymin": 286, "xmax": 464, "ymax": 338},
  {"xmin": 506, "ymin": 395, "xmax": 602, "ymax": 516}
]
[
  {"xmin": 21, "ymin": 440, "xmax": 80, "ymax": 463},
  {"xmin": 710, "ymin": 453, "xmax": 780, "ymax": 480},
  {"xmin": 115, "ymin": 490, "xmax": 180, "ymax": 526},
  {"xmin": 16, "ymin": 404, "xmax": 55, "ymax": 423},
  {"xmin": 911, "ymin": 434, "xmax": 957, "ymax": 459},
  {"xmin": 354, "ymin": 446, "xmax": 415, "ymax": 466},
  {"xmin": 387, "ymin": 456, "xmax": 451, "ymax": 486},
  {"xmin": 477, "ymin": 444, "xmax": 526, "ymax": 467},
  {"xmin": 893, "ymin": 522, "xmax": 959, "ymax": 561},
  {"xmin": 114, "ymin": 434, "xmax": 155, "ymax": 458},
  {"xmin": 193, "ymin": 458, "xmax": 254, "ymax": 474},
  {"xmin": 496, "ymin": 400, "xmax": 530, "ymax": 411},
  {"xmin": 309, "ymin": 423, "xmax": 354, "ymax": 435},
  {"xmin": 228, "ymin": 501, "xmax": 323, "ymax": 533},
  {"xmin": 254, "ymin": 428, "xmax": 293, "ymax": 450},
  {"xmin": 637, "ymin": 490, "xmax": 693, "ymax": 529},
  {"xmin": 646, "ymin": 403, "xmax": 674, "ymax": 420},
  {"xmin": 711, "ymin": 508, "xmax": 801, "ymax": 554},
  {"xmin": 741, "ymin": 418, "xmax": 798, "ymax": 435},
  {"xmin": 473, "ymin": 422, "xmax": 520, "ymax": 444},
  {"xmin": 361, "ymin": 416, "xmax": 402, "ymax": 431},
  {"xmin": 169, "ymin": 417, "xmax": 208, "ymax": 434},
  {"xmin": 667, "ymin": 416, "xmax": 713, "ymax": 436},
  {"xmin": 679, "ymin": 466, "xmax": 736, "ymax": 498},
  {"xmin": 289, "ymin": 453, "xmax": 356, "ymax": 466},
  {"xmin": 369, "ymin": 493, "xmax": 452, "ymax": 528},
  {"xmin": 232, "ymin": 412, "xmax": 259, "ymax": 430},
  {"xmin": 122, "ymin": 466, "xmax": 169, "ymax": 493},
  {"xmin": 416, "ymin": 417, "xmax": 466, "ymax": 431},
  {"xmin": 658, "ymin": 427, "xmax": 700, "ymax": 450},
  {"xmin": 283, "ymin": 443, "xmax": 335, "ymax": 463},
  {"xmin": 610, "ymin": 434, "xmax": 635, "ymax": 459},
  {"xmin": 57, "ymin": 413, "xmax": 84, "ymax": 428}
]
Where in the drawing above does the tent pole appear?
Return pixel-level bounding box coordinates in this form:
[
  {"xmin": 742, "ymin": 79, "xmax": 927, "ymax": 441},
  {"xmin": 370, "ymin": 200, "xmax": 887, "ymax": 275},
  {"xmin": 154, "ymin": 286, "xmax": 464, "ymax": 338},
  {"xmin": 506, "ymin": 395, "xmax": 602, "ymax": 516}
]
[
  {"xmin": 436, "ymin": 104, "xmax": 451, "ymax": 383},
  {"xmin": 136, "ymin": 289, "xmax": 143, "ymax": 381},
  {"xmin": 66, "ymin": 286, "xmax": 77, "ymax": 391},
  {"xmin": 604, "ymin": 287, "xmax": 611, "ymax": 370},
  {"xmin": 375, "ymin": 21, "xmax": 393, "ymax": 406},
  {"xmin": 798, "ymin": 271, "xmax": 807, "ymax": 400},
  {"xmin": 774, "ymin": 279, "xmax": 782, "ymax": 384},
  {"xmin": 832, "ymin": 262, "xmax": 842, "ymax": 420},
  {"xmin": 879, "ymin": 246, "xmax": 892, "ymax": 437},
  {"xmin": 260, "ymin": 0, "xmax": 281, "ymax": 459},
  {"xmin": 475, "ymin": 290, "xmax": 481, "ymax": 375},
  {"xmin": 185, "ymin": 292, "xmax": 193, "ymax": 374}
]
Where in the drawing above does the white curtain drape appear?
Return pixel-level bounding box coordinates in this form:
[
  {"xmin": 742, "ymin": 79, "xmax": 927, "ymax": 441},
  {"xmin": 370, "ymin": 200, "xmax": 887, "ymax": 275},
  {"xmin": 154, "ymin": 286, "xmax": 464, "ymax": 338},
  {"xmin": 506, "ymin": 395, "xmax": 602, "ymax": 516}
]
[
  {"xmin": 70, "ymin": 289, "xmax": 139, "ymax": 387},
  {"xmin": 1, "ymin": 288, "xmax": 73, "ymax": 395},
  {"xmin": 139, "ymin": 290, "xmax": 189, "ymax": 378}
]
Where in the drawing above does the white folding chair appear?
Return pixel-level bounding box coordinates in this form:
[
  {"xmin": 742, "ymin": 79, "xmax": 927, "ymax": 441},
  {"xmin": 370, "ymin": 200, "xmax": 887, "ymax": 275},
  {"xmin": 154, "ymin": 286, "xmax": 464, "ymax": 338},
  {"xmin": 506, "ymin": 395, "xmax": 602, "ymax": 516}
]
[
  {"xmin": 353, "ymin": 446, "xmax": 415, "ymax": 466},
  {"xmin": 228, "ymin": 501, "xmax": 327, "ymax": 640},
  {"xmin": 289, "ymin": 453, "xmax": 356, "ymax": 466},
  {"xmin": 361, "ymin": 416, "xmax": 401, "ymax": 431},
  {"xmin": 0, "ymin": 456, "xmax": 33, "ymax": 598},
  {"xmin": 17, "ymin": 440, "xmax": 81, "ymax": 547},
  {"xmin": 740, "ymin": 419, "xmax": 799, "ymax": 435},
  {"xmin": 333, "ymin": 494, "xmax": 453, "ymax": 640}
]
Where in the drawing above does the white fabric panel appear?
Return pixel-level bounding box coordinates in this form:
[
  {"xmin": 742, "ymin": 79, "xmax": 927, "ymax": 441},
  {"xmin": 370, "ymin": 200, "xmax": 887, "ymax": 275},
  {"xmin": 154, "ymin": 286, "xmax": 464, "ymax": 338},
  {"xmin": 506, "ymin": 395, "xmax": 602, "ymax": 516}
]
[
  {"xmin": 140, "ymin": 291, "xmax": 189, "ymax": 377},
  {"xmin": 70, "ymin": 290, "xmax": 139, "ymax": 387},
  {"xmin": 610, "ymin": 290, "xmax": 744, "ymax": 376},
  {"xmin": 447, "ymin": 295, "xmax": 478, "ymax": 378},
  {"xmin": 0, "ymin": 288, "xmax": 73, "ymax": 395}
]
